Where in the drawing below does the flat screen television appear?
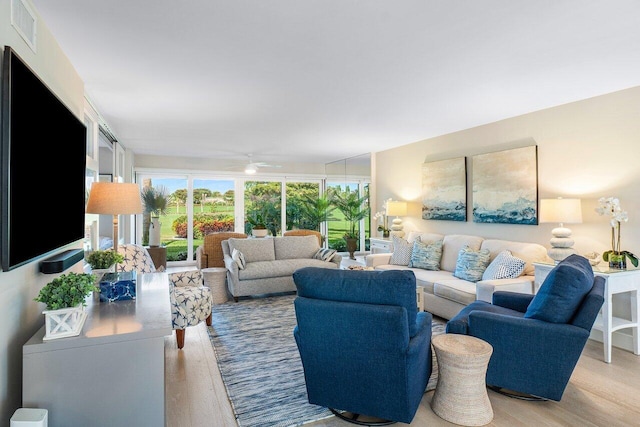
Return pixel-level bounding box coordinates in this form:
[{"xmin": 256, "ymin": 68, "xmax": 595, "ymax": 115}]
[{"xmin": 1, "ymin": 46, "xmax": 87, "ymax": 271}]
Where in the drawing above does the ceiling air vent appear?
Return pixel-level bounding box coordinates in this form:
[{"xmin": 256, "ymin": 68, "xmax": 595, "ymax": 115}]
[{"xmin": 11, "ymin": 0, "xmax": 37, "ymax": 53}]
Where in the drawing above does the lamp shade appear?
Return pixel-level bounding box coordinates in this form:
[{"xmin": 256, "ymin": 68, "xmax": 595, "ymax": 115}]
[
  {"xmin": 539, "ymin": 198, "xmax": 582, "ymax": 224},
  {"xmin": 86, "ymin": 182, "xmax": 143, "ymax": 215},
  {"xmin": 386, "ymin": 201, "xmax": 407, "ymax": 217}
]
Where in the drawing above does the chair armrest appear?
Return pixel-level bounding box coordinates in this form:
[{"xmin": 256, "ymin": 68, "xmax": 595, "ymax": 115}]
[
  {"xmin": 195, "ymin": 245, "xmax": 207, "ymax": 269},
  {"xmin": 169, "ymin": 270, "xmax": 204, "ymax": 288},
  {"xmin": 469, "ymin": 311, "xmax": 590, "ymax": 350},
  {"xmin": 366, "ymin": 253, "xmax": 392, "ymax": 267},
  {"xmin": 491, "ymin": 291, "xmax": 534, "ymax": 312},
  {"xmin": 407, "ymin": 311, "xmax": 433, "ymax": 356}
]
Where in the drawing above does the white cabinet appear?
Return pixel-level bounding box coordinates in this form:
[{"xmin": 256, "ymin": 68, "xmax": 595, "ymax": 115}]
[
  {"xmin": 23, "ymin": 273, "xmax": 172, "ymax": 427},
  {"xmin": 370, "ymin": 237, "xmax": 393, "ymax": 254}
]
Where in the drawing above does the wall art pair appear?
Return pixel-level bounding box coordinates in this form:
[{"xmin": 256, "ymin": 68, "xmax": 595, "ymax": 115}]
[{"xmin": 421, "ymin": 145, "xmax": 538, "ymax": 225}]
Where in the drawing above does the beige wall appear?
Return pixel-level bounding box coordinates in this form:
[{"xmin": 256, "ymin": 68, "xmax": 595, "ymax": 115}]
[
  {"xmin": 374, "ymin": 86, "xmax": 640, "ymax": 259},
  {"xmin": 0, "ymin": 0, "xmax": 84, "ymax": 422},
  {"xmin": 373, "ymin": 86, "xmax": 640, "ymax": 351}
]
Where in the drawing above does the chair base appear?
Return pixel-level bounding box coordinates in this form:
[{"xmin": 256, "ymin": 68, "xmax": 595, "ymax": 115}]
[
  {"xmin": 488, "ymin": 386, "xmax": 549, "ymax": 401},
  {"xmin": 329, "ymin": 409, "xmax": 396, "ymax": 426}
]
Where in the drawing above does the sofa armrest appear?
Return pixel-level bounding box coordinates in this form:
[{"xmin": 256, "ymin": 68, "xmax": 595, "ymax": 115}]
[
  {"xmin": 223, "ymin": 255, "xmax": 240, "ymax": 286},
  {"xmin": 331, "ymin": 253, "xmax": 343, "ymax": 267},
  {"xmin": 475, "ymin": 275, "xmax": 535, "ymax": 303},
  {"xmin": 366, "ymin": 253, "xmax": 392, "ymax": 267}
]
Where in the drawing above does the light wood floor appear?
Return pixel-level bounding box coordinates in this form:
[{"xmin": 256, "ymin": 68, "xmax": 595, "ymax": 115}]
[{"xmin": 164, "ymin": 322, "xmax": 640, "ymax": 427}]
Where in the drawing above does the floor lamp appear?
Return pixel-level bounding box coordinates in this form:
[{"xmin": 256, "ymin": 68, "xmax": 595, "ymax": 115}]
[
  {"xmin": 86, "ymin": 182, "xmax": 143, "ymax": 253},
  {"xmin": 539, "ymin": 197, "xmax": 583, "ymax": 263}
]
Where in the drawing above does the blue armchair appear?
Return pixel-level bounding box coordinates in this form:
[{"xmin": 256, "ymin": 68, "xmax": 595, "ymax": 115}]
[
  {"xmin": 446, "ymin": 254, "xmax": 605, "ymax": 401},
  {"xmin": 292, "ymin": 267, "xmax": 432, "ymax": 424}
]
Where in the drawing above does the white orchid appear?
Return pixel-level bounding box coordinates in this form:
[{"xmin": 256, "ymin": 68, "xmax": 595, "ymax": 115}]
[
  {"xmin": 373, "ymin": 198, "xmax": 393, "ymax": 232},
  {"xmin": 595, "ymin": 197, "xmax": 637, "ymax": 268}
]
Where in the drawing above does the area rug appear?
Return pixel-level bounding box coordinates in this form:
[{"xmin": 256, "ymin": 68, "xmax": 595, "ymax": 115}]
[{"xmin": 207, "ymin": 294, "xmax": 445, "ymax": 427}]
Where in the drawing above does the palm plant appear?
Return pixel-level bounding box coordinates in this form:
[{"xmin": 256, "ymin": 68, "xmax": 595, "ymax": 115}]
[{"xmin": 330, "ymin": 188, "xmax": 369, "ymax": 240}]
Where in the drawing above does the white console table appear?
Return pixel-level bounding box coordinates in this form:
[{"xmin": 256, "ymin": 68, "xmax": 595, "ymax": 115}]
[
  {"xmin": 369, "ymin": 237, "xmax": 393, "ymax": 254},
  {"xmin": 23, "ymin": 272, "xmax": 172, "ymax": 427},
  {"xmin": 533, "ymin": 262, "xmax": 640, "ymax": 363}
]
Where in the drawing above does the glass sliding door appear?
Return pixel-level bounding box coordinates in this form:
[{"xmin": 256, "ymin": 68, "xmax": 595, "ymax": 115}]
[
  {"xmin": 193, "ymin": 178, "xmax": 236, "ymax": 257},
  {"xmin": 244, "ymin": 181, "xmax": 282, "ymax": 237}
]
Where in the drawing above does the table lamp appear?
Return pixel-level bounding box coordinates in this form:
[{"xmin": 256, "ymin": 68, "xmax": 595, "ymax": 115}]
[
  {"xmin": 386, "ymin": 200, "xmax": 408, "ymax": 238},
  {"xmin": 86, "ymin": 182, "xmax": 143, "ymax": 252},
  {"xmin": 539, "ymin": 197, "xmax": 582, "ymax": 263}
]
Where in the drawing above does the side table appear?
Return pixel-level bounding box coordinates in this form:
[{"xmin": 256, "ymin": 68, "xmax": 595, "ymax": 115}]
[
  {"xmin": 146, "ymin": 245, "xmax": 167, "ymax": 270},
  {"xmin": 369, "ymin": 237, "xmax": 393, "ymax": 254},
  {"xmin": 202, "ymin": 267, "xmax": 229, "ymax": 304},
  {"xmin": 431, "ymin": 334, "xmax": 493, "ymax": 426},
  {"xmin": 534, "ymin": 262, "xmax": 640, "ymax": 363}
]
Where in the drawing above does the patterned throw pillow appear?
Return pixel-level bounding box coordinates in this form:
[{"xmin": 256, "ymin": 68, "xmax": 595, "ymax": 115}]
[
  {"xmin": 453, "ymin": 246, "xmax": 491, "ymax": 282},
  {"xmin": 409, "ymin": 239, "xmax": 443, "ymax": 270},
  {"xmin": 232, "ymin": 248, "xmax": 246, "ymax": 270},
  {"xmin": 482, "ymin": 250, "xmax": 526, "ymax": 280},
  {"xmin": 314, "ymin": 248, "xmax": 337, "ymax": 262},
  {"xmin": 390, "ymin": 235, "xmax": 415, "ymax": 265}
]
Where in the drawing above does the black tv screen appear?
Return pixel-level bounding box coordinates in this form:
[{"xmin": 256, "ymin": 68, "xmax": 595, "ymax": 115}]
[{"xmin": 1, "ymin": 46, "xmax": 87, "ymax": 271}]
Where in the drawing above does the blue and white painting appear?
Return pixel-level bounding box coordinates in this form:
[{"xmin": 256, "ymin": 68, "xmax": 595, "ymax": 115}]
[
  {"xmin": 422, "ymin": 157, "xmax": 467, "ymax": 221},
  {"xmin": 472, "ymin": 145, "xmax": 538, "ymax": 225}
]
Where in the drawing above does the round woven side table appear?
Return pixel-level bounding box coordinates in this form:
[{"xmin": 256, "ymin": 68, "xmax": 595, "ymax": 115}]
[
  {"xmin": 201, "ymin": 267, "xmax": 228, "ymax": 304},
  {"xmin": 431, "ymin": 334, "xmax": 494, "ymax": 426}
]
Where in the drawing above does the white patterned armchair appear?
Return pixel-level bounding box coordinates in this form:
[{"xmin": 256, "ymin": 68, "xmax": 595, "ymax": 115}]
[{"xmin": 116, "ymin": 244, "xmax": 212, "ymax": 349}]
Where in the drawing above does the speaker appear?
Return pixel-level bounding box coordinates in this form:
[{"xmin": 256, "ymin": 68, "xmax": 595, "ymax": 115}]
[{"xmin": 39, "ymin": 249, "xmax": 84, "ymax": 274}]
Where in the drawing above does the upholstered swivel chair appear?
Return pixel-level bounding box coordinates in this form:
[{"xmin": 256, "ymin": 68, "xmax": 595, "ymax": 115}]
[
  {"xmin": 446, "ymin": 254, "xmax": 605, "ymax": 401},
  {"xmin": 116, "ymin": 244, "xmax": 213, "ymax": 349},
  {"xmin": 292, "ymin": 267, "xmax": 432, "ymax": 424}
]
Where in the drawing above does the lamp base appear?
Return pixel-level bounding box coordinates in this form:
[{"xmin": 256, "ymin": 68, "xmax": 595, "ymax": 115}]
[{"xmin": 548, "ymin": 227, "xmax": 576, "ymax": 263}]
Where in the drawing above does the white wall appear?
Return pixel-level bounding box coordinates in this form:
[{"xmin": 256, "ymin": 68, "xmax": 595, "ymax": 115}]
[
  {"xmin": 0, "ymin": 1, "xmax": 84, "ymax": 423},
  {"xmin": 374, "ymin": 85, "xmax": 640, "ymax": 350}
]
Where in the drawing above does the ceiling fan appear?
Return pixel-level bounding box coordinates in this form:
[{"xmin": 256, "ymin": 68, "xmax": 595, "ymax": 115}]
[{"xmin": 242, "ymin": 154, "xmax": 282, "ymax": 174}]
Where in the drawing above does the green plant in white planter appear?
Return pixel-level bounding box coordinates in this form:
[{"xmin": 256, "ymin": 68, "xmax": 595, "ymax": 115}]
[
  {"xmin": 34, "ymin": 272, "xmax": 97, "ymax": 310},
  {"xmin": 141, "ymin": 185, "xmax": 169, "ymax": 247},
  {"xmin": 34, "ymin": 272, "xmax": 98, "ymax": 340},
  {"xmin": 86, "ymin": 249, "xmax": 124, "ymax": 270}
]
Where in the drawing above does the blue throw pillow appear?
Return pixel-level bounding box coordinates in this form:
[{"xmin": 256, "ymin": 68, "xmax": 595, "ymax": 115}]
[
  {"xmin": 453, "ymin": 246, "xmax": 491, "ymax": 282},
  {"xmin": 525, "ymin": 254, "xmax": 594, "ymax": 323},
  {"xmin": 409, "ymin": 239, "xmax": 443, "ymax": 270}
]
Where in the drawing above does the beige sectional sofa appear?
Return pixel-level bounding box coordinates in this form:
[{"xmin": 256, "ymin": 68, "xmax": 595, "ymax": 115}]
[
  {"xmin": 222, "ymin": 235, "xmax": 341, "ymax": 301},
  {"xmin": 366, "ymin": 232, "xmax": 551, "ymax": 319}
]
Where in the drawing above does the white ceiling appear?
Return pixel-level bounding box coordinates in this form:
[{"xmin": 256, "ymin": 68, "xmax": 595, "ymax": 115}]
[{"xmin": 32, "ymin": 0, "xmax": 640, "ymax": 166}]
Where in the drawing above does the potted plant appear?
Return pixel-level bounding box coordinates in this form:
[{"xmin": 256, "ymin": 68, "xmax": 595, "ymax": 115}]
[
  {"xmin": 246, "ymin": 211, "xmax": 269, "ymax": 237},
  {"xmin": 86, "ymin": 249, "xmax": 124, "ymax": 281},
  {"xmin": 141, "ymin": 185, "xmax": 169, "ymax": 246},
  {"xmin": 330, "ymin": 189, "xmax": 369, "ymax": 260},
  {"xmin": 34, "ymin": 272, "xmax": 97, "ymax": 340}
]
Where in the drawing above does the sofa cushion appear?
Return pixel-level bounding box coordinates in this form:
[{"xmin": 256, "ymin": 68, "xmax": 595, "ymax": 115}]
[
  {"xmin": 433, "ymin": 279, "xmax": 477, "ymax": 306},
  {"xmin": 480, "ymin": 239, "xmax": 550, "ymax": 276},
  {"xmin": 441, "ymin": 235, "xmax": 484, "ymax": 272},
  {"xmin": 409, "ymin": 239, "xmax": 443, "ymax": 270},
  {"xmin": 389, "ymin": 235, "xmax": 414, "ymax": 265},
  {"xmin": 228, "ymin": 238, "xmax": 276, "ymax": 263},
  {"xmin": 275, "ymin": 235, "xmax": 319, "ymax": 260},
  {"xmin": 453, "ymin": 246, "xmax": 491, "ymax": 282},
  {"xmin": 524, "ymin": 254, "xmax": 594, "ymax": 324},
  {"xmin": 406, "ymin": 231, "xmax": 445, "ymax": 244},
  {"xmin": 238, "ymin": 258, "xmax": 337, "ymax": 280},
  {"xmin": 482, "ymin": 250, "xmax": 526, "ymax": 280}
]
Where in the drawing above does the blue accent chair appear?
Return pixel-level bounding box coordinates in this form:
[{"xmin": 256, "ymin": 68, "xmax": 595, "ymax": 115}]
[
  {"xmin": 446, "ymin": 254, "xmax": 605, "ymax": 401},
  {"xmin": 292, "ymin": 267, "xmax": 432, "ymax": 424}
]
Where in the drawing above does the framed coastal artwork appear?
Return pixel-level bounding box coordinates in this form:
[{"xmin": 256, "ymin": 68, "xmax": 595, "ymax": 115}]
[
  {"xmin": 472, "ymin": 145, "xmax": 538, "ymax": 225},
  {"xmin": 421, "ymin": 157, "xmax": 467, "ymax": 221}
]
